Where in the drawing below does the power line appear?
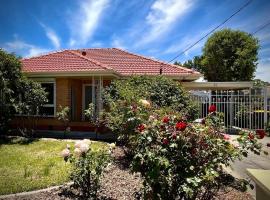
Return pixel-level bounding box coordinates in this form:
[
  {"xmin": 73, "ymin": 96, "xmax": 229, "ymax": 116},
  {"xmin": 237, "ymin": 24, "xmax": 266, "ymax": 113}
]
[
  {"xmin": 167, "ymin": 0, "xmax": 253, "ymax": 63},
  {"xmin": 252, "ymin": 20, "xmax": 270, "ymax": 35}
]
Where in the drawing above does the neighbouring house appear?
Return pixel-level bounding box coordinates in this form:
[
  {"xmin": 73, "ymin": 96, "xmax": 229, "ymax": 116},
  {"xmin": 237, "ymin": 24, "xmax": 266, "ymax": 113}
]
[{"xmin": 14, "ymin": 48, "xmax": 201, "ymax": 132}]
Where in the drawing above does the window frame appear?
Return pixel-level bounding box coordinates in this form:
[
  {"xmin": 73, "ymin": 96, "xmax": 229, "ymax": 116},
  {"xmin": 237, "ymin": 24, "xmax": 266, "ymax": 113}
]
[
  {"xmin": 15, "ymin": 80, "xmax": 56, "ymax": 117},
  {"xmin": 39, "ymin": 81, "xmax": 56, "ymax": 117}
]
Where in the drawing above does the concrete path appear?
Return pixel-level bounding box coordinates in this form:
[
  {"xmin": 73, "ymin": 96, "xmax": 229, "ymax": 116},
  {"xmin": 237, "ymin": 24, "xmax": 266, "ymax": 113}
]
[{"xmin": 227, "ymin": 135, "xmax": 270, "ymax": 198}]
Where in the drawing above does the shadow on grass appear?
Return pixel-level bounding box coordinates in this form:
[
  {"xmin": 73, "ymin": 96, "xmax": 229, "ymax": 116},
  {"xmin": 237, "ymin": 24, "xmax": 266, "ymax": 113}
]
[{"xmin": 0, "ymin": 135, "xmax": 39, "ymax": 146}]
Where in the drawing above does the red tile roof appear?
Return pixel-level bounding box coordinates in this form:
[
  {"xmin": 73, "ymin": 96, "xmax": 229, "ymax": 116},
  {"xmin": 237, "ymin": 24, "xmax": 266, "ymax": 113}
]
[{"xmin": 21, "ymin": 48, "xmax": 201, "ymax": 79}]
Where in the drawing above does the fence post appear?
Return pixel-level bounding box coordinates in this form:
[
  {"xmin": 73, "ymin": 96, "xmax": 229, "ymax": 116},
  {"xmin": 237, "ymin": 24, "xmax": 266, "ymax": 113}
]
[
  {"xmin": 229, "ymin": 92, "xmax": 234, "ymax": 129},
  {"xmin": 249, "ymin": 88, "xmax": 252, "ymax": 130},
  {"xmin": 264, "ymin": 87, "xmax": 268, "ymax": 130},
  {"xmin": 208, "ymin": 90, "xmax": 212, "ymax": 109}
]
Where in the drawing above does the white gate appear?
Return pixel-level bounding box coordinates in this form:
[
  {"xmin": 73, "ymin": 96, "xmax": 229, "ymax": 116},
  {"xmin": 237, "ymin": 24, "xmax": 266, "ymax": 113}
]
[{"xmin": 190, "ymin": 87, "xmax": 270, "ymax": 131}]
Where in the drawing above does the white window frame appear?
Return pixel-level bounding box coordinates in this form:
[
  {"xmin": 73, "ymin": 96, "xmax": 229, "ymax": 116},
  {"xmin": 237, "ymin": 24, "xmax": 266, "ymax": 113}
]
[
  {"xmin": 15, "ymin": 79, "xmax": 56, "ymax": 117},
  {"xmin": 39, "ymin": 81, "xmax": 56, "ymax": 117},
  {"xmin": 82, "ymin": 76, "xmax": 103, "ymax": 121}
]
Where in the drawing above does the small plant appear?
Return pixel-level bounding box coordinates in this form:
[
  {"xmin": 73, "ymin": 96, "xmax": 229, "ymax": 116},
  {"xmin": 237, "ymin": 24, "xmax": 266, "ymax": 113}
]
[
  {"xmin": 61, "ymin": 140, "xmax": 112, "ymax": 199},
  {"xmin": 84, "ymin": 103, "xmax": 107, "ymax": 138},
  {"xmin": 56, "ymin": 105, "xmax": 70, "ymax": 138},
  {"xmin": 84, "ymin": 103, "xmax": 95, "ymax": 123},
  {"xmin": 23, "ymin": 165, "xmax": 32, "ymax": 178}
]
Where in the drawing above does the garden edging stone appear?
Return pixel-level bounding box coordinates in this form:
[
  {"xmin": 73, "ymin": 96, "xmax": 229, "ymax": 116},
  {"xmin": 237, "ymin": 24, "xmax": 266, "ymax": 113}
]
[{"xmin": 0, "ymin": 182, "xmax": 72, "ymax": 199}]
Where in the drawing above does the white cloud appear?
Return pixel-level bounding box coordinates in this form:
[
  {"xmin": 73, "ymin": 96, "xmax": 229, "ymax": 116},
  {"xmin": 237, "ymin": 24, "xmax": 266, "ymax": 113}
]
[
  {"xmin": 3, "ymin": 38, "xmax": 50, "ymax": 58},
  {"xmin": 111, "ymin": 38, "xmax": 126, "ymax": 49},
  {"xmin": 256, "ymin": 60, "xmax": 270, "ymax": 82},
  {"xmin": 139, "ymin": 0, "xmax": 195, "ymax": 45},
  {"xmin": 68, "ymin": 0, "xmax": 110, "ymax": 46},
  {"xmin": 40, "ymin": 23, "xmax": 61, "ymax": 49}
]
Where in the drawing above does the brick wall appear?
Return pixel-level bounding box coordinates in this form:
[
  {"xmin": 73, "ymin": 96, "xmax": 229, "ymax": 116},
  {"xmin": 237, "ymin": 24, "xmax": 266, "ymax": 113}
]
[{"xmin": 11, "ymin": 77, "xmax": 115, "ymax": 132}]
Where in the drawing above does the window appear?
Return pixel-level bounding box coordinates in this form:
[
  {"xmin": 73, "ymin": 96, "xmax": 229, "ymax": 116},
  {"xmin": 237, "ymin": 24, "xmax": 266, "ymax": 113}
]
[{"xmin": 40, "ymin": 82, "xmax": 55, "ymax": 116}]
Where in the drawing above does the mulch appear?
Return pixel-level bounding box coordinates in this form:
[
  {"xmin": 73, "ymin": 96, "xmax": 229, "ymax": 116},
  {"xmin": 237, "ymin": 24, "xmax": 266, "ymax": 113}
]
[{"xmin": 0, "ymin": 147, "xmax": 254, "ymax": 200}]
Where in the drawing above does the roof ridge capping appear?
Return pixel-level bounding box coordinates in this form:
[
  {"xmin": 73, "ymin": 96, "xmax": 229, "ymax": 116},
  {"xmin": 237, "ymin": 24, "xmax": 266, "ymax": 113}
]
[
  {"xmin": 112, "ymin": 48, "xmax": 199, "ymax": 74},
  {"xmin": 68, "ymin": 50, "xmax": 114, "ymax": 71}
]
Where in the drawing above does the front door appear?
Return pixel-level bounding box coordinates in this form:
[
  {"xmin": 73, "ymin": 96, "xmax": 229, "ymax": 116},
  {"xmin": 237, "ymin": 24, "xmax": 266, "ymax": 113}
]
[{"xmin": 82, "ymin": 84, "xmax": 94, "ymax": 120}]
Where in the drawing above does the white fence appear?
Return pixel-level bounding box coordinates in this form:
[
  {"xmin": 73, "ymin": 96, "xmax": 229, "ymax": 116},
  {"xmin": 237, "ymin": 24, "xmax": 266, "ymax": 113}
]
[{"xmin": 190, "ymin": 87, "xmax": 270, "ymax": 131}]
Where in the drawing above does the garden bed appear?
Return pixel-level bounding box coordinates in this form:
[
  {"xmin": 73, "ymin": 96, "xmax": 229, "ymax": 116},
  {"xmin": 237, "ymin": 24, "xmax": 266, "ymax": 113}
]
[{"xmin": 1, "ymin": 146, "xmax": 254, "ymax": 200}]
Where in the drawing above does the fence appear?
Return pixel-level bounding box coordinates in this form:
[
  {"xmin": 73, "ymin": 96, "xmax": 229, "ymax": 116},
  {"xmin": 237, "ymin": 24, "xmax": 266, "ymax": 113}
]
[{"xmin": 189, "ymin": 87, "xmax": 270, "ymax": 131}]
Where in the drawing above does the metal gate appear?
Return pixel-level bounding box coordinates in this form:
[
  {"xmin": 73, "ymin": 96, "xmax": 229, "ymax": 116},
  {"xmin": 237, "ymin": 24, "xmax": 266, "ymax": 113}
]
[{"xmin": 190, "ymin": 87, "xmax": 270, "ymax": 131}]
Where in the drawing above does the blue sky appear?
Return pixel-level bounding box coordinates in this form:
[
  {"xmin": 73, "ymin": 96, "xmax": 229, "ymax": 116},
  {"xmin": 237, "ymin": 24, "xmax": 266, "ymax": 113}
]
[{"xmin": 1, "ymin": 0, "xmax": 269, "ymax": 81}]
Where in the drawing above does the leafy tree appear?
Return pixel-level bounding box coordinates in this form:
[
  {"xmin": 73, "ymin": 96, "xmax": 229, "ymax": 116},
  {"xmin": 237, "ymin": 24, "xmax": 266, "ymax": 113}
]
[
  {"xmin": 0, "ymin": 49, "xmax": 47, "ymax": 132},
  {"xmin": 201, "ymin": 29, "xmax": 259, "ymax": 81},
  {"xmin": 174, "ymin": 61, "xmax": 182, "ymax": 66},
  {"xmin": 180, "ymin": 56, "xmax": 204, "ymax": 72},
  {"xmin": 252, "ymin": 79, "xmax": 269, "ymax": 87}
]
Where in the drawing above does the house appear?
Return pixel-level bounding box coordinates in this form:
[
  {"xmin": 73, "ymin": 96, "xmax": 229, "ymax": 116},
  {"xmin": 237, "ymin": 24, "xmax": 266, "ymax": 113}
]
[{"xmin": 15, "ymin": 48, "xmax": 201, "ymax": 132}]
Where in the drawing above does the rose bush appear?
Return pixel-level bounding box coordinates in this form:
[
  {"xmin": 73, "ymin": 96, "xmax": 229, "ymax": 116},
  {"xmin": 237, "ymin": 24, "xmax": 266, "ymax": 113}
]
[
  {"xmin": 61, "ymin": 140, "xmax": 112, "ymax": 199},
  {"xmin": 103, "ymin": 76, "xmax": 198, "ymax": 153},
  {"xmin": 130, "ymin": 107, "xmax": 264, "ymax": 199},
  {"xmin": 102, "ymin": 76, "xmax": 266, "ymax": 199}
]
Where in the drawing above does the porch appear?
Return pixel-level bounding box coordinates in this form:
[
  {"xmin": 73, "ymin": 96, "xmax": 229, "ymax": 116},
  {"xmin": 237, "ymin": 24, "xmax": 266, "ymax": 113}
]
[{"xmin": 13, "ymin": 76, "xmax": 113, "ymax": 132}]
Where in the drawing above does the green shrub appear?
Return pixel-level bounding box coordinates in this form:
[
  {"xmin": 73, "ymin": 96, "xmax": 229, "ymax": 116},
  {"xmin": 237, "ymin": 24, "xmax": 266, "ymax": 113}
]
[
  {"xmin": 0, "ymin": 50, "xmax": 47, "ymax": 132},
  {"xmin": 103, "ymin": 76, "xmax": 198, "ymax": 150}
]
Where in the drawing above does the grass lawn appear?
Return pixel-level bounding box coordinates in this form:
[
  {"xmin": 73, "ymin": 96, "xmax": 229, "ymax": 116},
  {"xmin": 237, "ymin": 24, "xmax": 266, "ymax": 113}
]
[{"xmin": 0, "ymin": 137, "xmax": 108, "ymax": 195}]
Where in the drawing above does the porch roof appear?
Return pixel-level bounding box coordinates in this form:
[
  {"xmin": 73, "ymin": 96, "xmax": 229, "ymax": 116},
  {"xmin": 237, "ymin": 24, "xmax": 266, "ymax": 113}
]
[{"xmin": 181, "ymin": 81, "xmax": 253, "ymax": 90}]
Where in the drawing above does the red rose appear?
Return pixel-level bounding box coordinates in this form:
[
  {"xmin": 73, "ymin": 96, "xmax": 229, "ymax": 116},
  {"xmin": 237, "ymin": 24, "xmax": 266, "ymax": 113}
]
[
  {"xmin": 162, "ymin": 138, "xmax": 169, "ymax": 145},
  {"xmin": 137, "ymin": 124, "xmax": 145, "ymax": 132},
  {"xmin": 248, "ymin": 133, "xmax": 255, "ymax": 140},
  {"xmin": 208, "ymin": 105, "xmax": 216, "ymax": 113},
  {"xmin": 256, "ymin": 130, "xmax": 266, "ymax": 139},
  {"xmin": 162, "ymin": 116, "xmax": 170, "ymax": 123},
  {"xmin": 172, "ymin": 132, "xmax": 177, "ymax": 139},
  {"xmin": 176, "ymin": 122, "xmax": 187, "ymax": 131}
]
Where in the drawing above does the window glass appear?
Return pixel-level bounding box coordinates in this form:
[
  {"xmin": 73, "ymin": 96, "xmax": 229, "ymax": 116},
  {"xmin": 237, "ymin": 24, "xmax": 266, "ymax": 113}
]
[
  {"xmin": 40, "ymin": 82, "xmax": 55, "ymax": 116},
  {"xmin": 41, "ymin": 83, "xmax": 54, "ymax": 104}
]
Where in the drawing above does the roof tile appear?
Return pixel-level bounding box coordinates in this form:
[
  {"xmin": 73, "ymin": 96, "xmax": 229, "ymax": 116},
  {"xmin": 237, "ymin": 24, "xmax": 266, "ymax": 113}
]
[{"xmin": 21, "ymin": 48, "xmax": 200, "ymax": 78}]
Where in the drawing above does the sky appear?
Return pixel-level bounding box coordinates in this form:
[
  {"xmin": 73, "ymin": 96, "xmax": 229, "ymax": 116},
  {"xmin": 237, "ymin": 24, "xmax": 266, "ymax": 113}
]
[{"xmin": 0, "ymin": 0, "xmax": 269, "ymax": 82}]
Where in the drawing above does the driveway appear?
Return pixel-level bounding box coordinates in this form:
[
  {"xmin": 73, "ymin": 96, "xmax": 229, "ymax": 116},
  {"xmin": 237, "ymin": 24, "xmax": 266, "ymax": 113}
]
[{"xmin": 226, "ymin": 135, "xmax": 270, "ymax": 198}]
